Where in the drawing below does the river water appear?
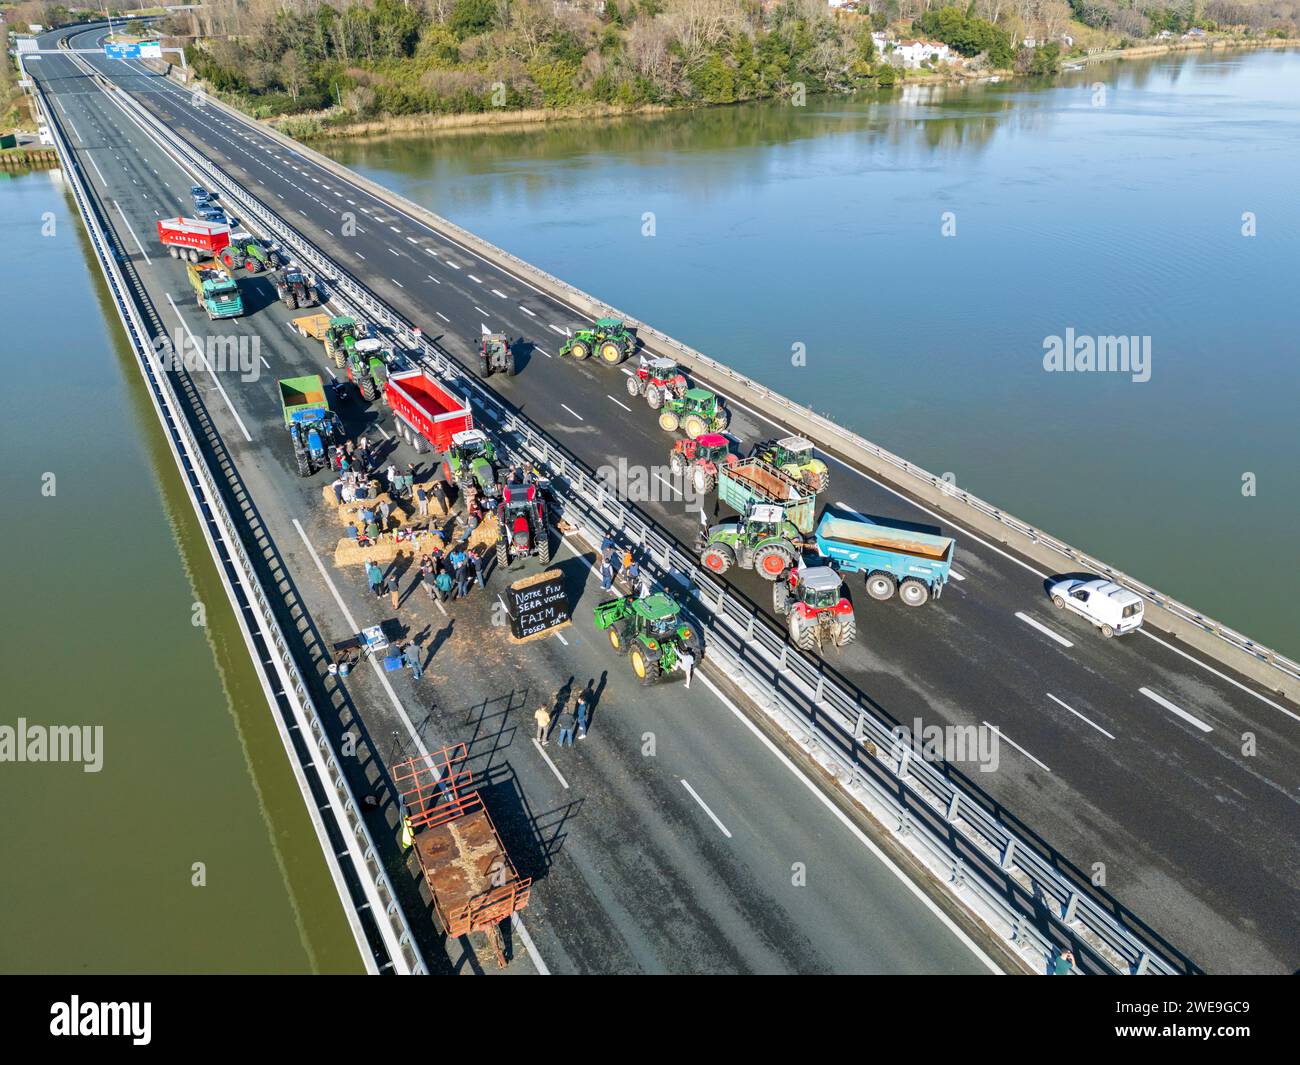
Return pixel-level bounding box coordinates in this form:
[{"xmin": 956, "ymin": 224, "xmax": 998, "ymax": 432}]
[
  {"xmin": 324, "ymin": 47, "xmax": 1300, "ymax": 659},
  {"xmin": 0, "ymin": 169, "xmax": 360, "ymax": 973}
]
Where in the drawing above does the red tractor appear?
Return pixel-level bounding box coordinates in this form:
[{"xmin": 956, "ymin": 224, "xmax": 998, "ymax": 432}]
[
  {"xmin": 626, "ymin": 356, "xmax": 689, "ymax": 410},
  {"xmin": 669, "ymin": 432, "xmax": 737, "ymax": 495},
  {"xmin": 495, "ymin": 478, "xmax": 550, "ymax": 568},
  {"xmin": 772, "ymin": 566, "xmax": 857, "ymax": 650}
]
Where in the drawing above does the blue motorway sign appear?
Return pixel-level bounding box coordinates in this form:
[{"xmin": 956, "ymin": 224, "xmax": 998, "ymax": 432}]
[{"xmin": 104, "ymin": 43, "xmax": 141, "ymax": 60}]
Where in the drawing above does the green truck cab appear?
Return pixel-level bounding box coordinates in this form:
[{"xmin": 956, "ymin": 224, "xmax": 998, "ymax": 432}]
[
  {"xmin": 593, "ymin": 592, "xmax": 703, "ymax": 684},
  {"xmin": 186, "ymin": 259, "xmax": 243, "ymax": 320}
]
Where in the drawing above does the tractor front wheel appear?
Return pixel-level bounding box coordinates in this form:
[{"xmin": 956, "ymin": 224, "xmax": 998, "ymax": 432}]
[
  {"xmin": 625, "ymin": 375, "xmax": 642, "ymax": 398},
  {"xmin": 646, "ymin": 385, "xmax": 664, "ymax": 410},
  {"xmin": 713, "ymin": 407, "xmax": 731, "ymax": 432},
  {"xmin": 699, "ymin": 544, "xmax": 733, "ymax": 575},
  {"xmin": 669, "ymin": 450, "xmax": 687, "ymax": 476},
  {"xmin": 608, "ymin": 624, "xmax": 629, "ymax": 655},
  {"xmin": 658, "ymin": 411, "xmax": 680, "ymax": 433},
  {"xmin": 773, "ymin": 581, "xmax": 791, "ymax": 616},
  {"xmin": 568, "ymin": 340, "xmax": 590, "ymax": 360}
]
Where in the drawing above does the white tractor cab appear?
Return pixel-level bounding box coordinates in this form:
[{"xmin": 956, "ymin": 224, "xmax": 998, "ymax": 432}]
[{"xmin": 1048, "ymin": 577, "xmax": 1144, "ymax": 637}]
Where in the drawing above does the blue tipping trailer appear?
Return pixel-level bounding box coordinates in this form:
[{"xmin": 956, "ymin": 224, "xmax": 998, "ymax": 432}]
[{"xmin": 814, "ymin": 513, "xmax": 955, "ymax": 607}]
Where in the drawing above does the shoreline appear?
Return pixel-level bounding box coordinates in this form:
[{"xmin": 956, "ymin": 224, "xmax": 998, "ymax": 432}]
[{"xmin": 168, "ymin": 34, "xmax": 1300, "ymax": 143}]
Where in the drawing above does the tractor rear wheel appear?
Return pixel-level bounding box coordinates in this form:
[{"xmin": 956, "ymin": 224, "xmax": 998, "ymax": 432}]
[
  {"xmin": 713, "ymin": 407, "xmax": 731, "ymax": 432},
  {"xmin": 683, "ymin": 415, "xmax": 707, "ymax": 439},
  {"xmin": 288, "ymin": 293, "xmax": 299, "ymax": 310},
  {"xmin": 790, "ymin": 613, "xmax": 818, "ymax": 651},
  {"xmin": 360, "ymin": 377, "xmax": 377, "ymax": 402},
  {"xmin": 807, "ymin": 468, "xmax": 829, "ymax": 493},
  {"xmin": 294, "ymin": 448, "xmax": 311, "ymax": 478},
  {"xmin": 899, "ymin": 578, "xmax": 929, "ymax": 608},
  {"xmin": 496, "ymin": 536, "xmax": 510, "ymax": 569},
  {"xmin": 599, "ymin": 340, "xmax": 625, "ymax": 364},
  {"xmin": 691, "ymin": 467, "xmax": 715, "ymax": 495},
  {"xmin": 866, "ymin": 573, "xmax": 896, "ymax": 601},
  {"xmin": 477, "ymin": 355, "xmax": 492, "ymax": 378},
  {"xmin": 646, "ymin": 385, "xmax": 664, "ymax": 410},
  {"xmin": 625, "ymin": 375, "xmax": 641, "ymax": 398},
  {"xmin": 772, "ymin": 581, "xmax": 791, "ymax": 616},
  {"xmin": 568, "ymin": 340, "xmax": 590, "ymax": 360},
  {"xmin": 753, "ymin": 545, "xmax": 793, "ymax": 581},
  {"xmin": 699, "ymin": 544, "xmax": 733, "ymax": 575},
  {"xmin": 504, "ymin": 351, "xmax": 517, "ymax": 377},
  {"xmin": 535, "ymin": 525, "xmax": 551, "ymax": 565},
  {"xmin": 608, "ymin": 624, "xmax": 630, "ymax": 655},
  {"xmin": 833, "ymin": 614, "xmax": 858, "ymax": 647},
  {"xmin": 658, "ymin": 411, "xmax": 680, "ymax": 433},
  {"xmin": 630, "ymin": 647, "xmax": 660, "ymax": 684}
]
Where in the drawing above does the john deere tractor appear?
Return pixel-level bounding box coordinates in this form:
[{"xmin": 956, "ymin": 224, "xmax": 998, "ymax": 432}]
[
  {"xmin": 657, "ymin": 387, "xmax": 730, "ymax": 438},
  {"xmin": 697, "ymin": 502, "xmax": 803, "ymax": 581},
  {"xmin": 324, "ymin": 316, "xmax": 361, "ymax": 369},
  {"xmin": 593, "ymin": 592, "xmax": 703, "ymax": 685},
  {"xmin": 560, "ymin": 317, "xmax": 638, "ymax": 365},
  {"xmin": 444, "ymin": 429, "xmax": 499, "ymax": 491},
  {"xmin": 346, "ymin": 338, "xmax": 389, "ymax": 402},
  {"xmin": 773, "ymin": 566, "xmax": 857, "ymax": 650},
  {"xmin": 669, "ymin": 432, "xmax": 737, "ymax": 495},
  {"xmin": 478, "ymin": 332, "xmax": 516, "ymax": 378},
  {"xmin": 626, "ymin": 355, "xmax": 688, "ymax": 409},
  {"xmin": 750, "ymin": 436, "xmax": 829, "ymax": 494}
]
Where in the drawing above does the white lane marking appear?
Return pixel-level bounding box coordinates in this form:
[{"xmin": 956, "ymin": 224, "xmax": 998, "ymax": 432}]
[
  {"xmin": 467, "ymin": 274, "xmax": 482, "ymax": 284},
  {"xmin": 1137, "ymin": 630, "xmax": 1300, "ymax": 725},
  {"xmin": 1045, "ymin": 693, "xmax": 1115, "ymax": 740},
  {"xmin": 347, "ymin": 198, "xmax": 356, "ymax": 205},
  {"xmin": 561, "ymin": 404, "xmax": 584, "ymax": 421},
  {"xmin": 680, "ymin": 780, "xmax": 732, "ymax": 839},
  {"xmin": 406, "ymin": 237, "xmax": 418, "ymax": 245},
  {"xmin": 387, "ymin": 248, "xmax": 399, "ymax": 257},
  {"xmin": 423, "ymin": 247, "xmax": 437, "ymax": 256},
  {"xmin": 113, "ymin": 201, "xmax": 151, "ymax": 264},
  {"xmin": 532, "ymin": 738, "xmax": 570, "ymax": 790},
  {"xmin": 653, "ymin": 473, "xmax": 683, "ymax": 499},
  {"xmin": 474, "ymin": 306, "xmax": 490, "ymax": 317},
  {"xmin": 298, "ymin": 209, "xmax": 307, "ymax": 216},
  {"xmin": 1139, "ymin": 687, "xmax": 1214, "ymax": 734},
  {"xmin": 389, "ymin": 225, "xmax": 401, "ymax": 233},
  {"xmin": 445, "ymin": 261, "xmax": 460, "ymax": 270},
  {"xmin": 163, "ymin": 295, "xmax": 251, "ymax": 441},
  {"xmin": 553, "ymin": 631, "xmax": 569, "ymax": 646},
  {"xmin": 1015, "ymin": 611, "xmax": 1074, "ymax": 649},
  {"xmin": 519, "ymin": 306, "xmax": 536, "ymax": 317},
  {"xmin": 291, "ymin": 519, "xmax": 428, "ymax": 754},
  {"xmin": 533, "ymin": 346, "xmax": 548, "ymax": 356},
  {"xmin": 949, "ymin": 570, "xmax": 966, "ymax": 581},
  {"xmin": 66, "ymin": 118, "xmax": 82, "ymax": 141},
  {"xmin": 355, "ymin": 252, "xmax": 365, "ymax": 260},
  {"xmin": 491, "ymin": 289, "xmax": 508, "ymax": 299},
  {"xmin": 436, "ymin": 312, "xmax": 450, "ymax": 323},
  {"xmin": 607, "ymin": 395, "xmax": 632, "ymax": 412},
  {"xmin": 548, "ymin": 324, "xmax": 567, "ymax": 336},
  {"xmin": 391, "ymin": 279, "xmax": 404, "ymax": 288},
  {"xmin": 87, "ymin": 154, "xmax": 107, "ymax": 184},
  {"xmin": 426, "ymin": 275, "xmax": 441, "ymax": 284},
  {"xmin": 259, "ymin": 356, "xmax": 270, "ymax": 370},
  {"xmin": 982, "ymin": 722, "xmax": 1052, "ymax": 773}
]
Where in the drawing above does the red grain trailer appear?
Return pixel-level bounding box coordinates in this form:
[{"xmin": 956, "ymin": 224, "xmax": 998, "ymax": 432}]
[
  {"xmin": 392, "ymin": 745, "xmax": 531, "ymax": 967},
  {"xmin": 384, "ymin": 368, "xmax": 473, "ymax": 455},
  {"xmin": 156, "ymin": 216, "xmax": 231, "ymax": 263}
]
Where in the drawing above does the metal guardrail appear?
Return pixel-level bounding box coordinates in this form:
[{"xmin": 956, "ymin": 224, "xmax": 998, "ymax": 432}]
[
  {"xmin": 97, "ymin": 73, "xmax": 1192, "ymax": 975},
  {"xmin": 37, "ymin": 68, "xmax": 426, "ymax": 976},
  {"xmin": 169, "ymin": 71, "xmax": 1299, "ymax": 698}
]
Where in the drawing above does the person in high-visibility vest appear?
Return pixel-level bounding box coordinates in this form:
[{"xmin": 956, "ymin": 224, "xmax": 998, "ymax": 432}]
[{"xmin": 400, "ymin": 814, "xmax": 413, "ymax": 849}]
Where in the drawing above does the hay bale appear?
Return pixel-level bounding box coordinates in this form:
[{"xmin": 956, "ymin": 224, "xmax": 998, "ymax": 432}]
[{"xmin": 467, "ymin": 513, "xmax": 500, "ymax": 552}]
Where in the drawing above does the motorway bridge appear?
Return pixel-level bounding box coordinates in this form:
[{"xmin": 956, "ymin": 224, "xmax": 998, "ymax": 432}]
[{"xmin": 26, "ymin": 21, "xmax": 1300, "ymax": 974}]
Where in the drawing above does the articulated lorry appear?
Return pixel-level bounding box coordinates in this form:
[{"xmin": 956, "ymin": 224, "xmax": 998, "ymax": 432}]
[
  {"xmin": 186, "ymin": 260, "xmax": 243, "ymax": 320},
  {"xmin": 157, "ymin": 216, "xmax": 230, "ymax": 263},
  {"xmin": 815, "ymin": 513, "xmax": 955, "ymax": 607},
  {"xmin": 278, "ymin": 375, "xmax": 341, "ymax": 477}
]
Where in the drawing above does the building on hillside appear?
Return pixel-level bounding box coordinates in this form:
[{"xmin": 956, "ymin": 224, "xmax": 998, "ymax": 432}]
[{"xmin": 894, "ymin": 40, "xmax": 952, "ymax": 68}]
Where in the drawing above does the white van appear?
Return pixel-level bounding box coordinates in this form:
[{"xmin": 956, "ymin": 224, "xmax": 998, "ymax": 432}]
[{"xmin": 1047, "ymin": 578, "xmax": 1144, "ymax": 637}]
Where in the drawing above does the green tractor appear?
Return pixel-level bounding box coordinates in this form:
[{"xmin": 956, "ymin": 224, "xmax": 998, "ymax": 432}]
[
  {"xmin": 219, "ymin": 232, "xmax": 279, "ymax": 274},
  {"xmin": 346, "ymin": 338, "xmax": 389, "ymax": 402},
  {"xmin": 478, "ymin": 332, "xmax": 516, "ymax": 378},
  {"xmin": 560, "ymin": 317, "xmax": 638, "ymax": 365},
  {"xmin": 657, "ymin": 387, "xmax": 730, "ymax": 439},
  {"xmin": 750, "ymin": 436, "xmax": 829, "ymax": 494},
  {"xmin": 592, "ymin": 592, "xmax": 703, "ymax": 685},
  {"xmin": 697, "ymin": 502, "xmax": 803, "ymax": 581},
  {"xmin": 324, "ymin": 315, "xmax": 361, "ymax": 369},
  {"xmin": 443, "ymin": 429, "xmax": 499, "ymax": 492}
]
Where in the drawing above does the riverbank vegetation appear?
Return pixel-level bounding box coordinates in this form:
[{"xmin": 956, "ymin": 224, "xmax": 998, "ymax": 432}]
[{"xmin": 154, "ymin": 0, "xmax": 1300, "ymax": 131}]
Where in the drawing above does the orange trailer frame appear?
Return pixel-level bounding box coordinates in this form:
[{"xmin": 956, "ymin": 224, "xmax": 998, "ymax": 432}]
[{"xmin": 391, "ymin": 745, "xmax": 531, "ymax": 966}]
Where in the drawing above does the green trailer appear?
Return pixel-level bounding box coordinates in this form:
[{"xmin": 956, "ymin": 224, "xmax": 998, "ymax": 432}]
[
  {"xmin": 592, "ymin": 593, "xmax": 702, "ymax": 684},
  {"xmin": 717, "ymin": 457, "xmax": 816, "ymax": 533}
]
